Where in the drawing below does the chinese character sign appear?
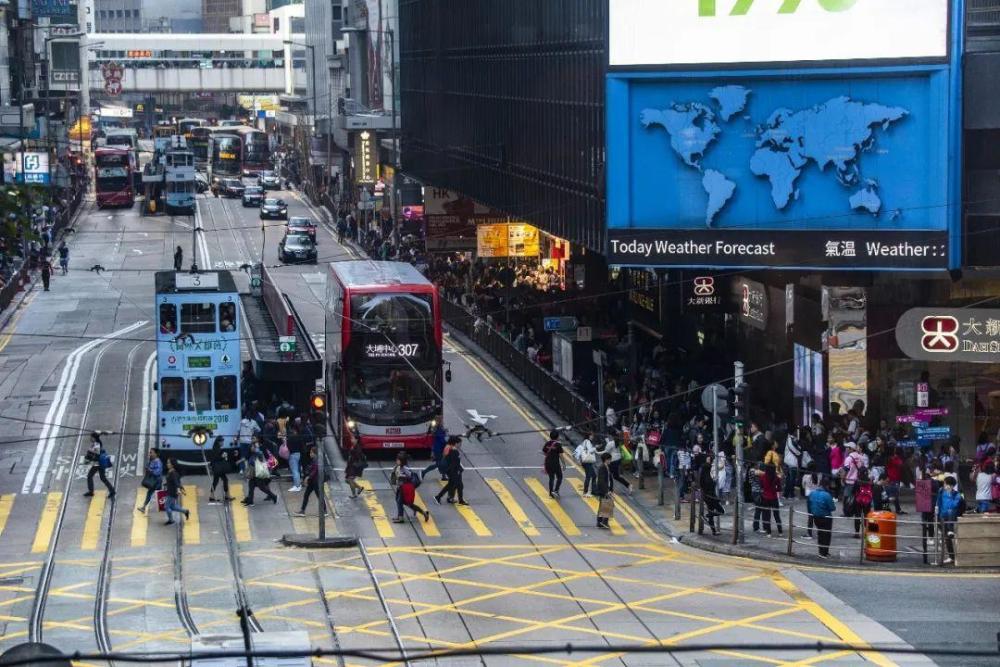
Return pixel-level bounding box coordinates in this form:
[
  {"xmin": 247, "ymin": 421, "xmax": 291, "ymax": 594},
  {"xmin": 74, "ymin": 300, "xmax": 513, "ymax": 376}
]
[
  {"xmin": 353, "ymin": 131, "xmax": 377, "ymax": 185},
  {"xmin": 897, "ymin": 308, "xmax": 1000, "ymax": 363},
  {"xmin": 3, "ymin": 152, "xmax": 50, "ymax": 185}
]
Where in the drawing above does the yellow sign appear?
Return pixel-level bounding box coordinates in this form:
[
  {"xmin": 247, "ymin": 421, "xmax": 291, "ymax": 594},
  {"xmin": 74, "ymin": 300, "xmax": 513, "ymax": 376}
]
[
  {"xmin": 237, "ymin": 95, "xmax": 280, "ymax": 112},
  {"xmin": 219, "ymin": 152, "xmax": 237, "ymax": 160},
  {"xmin": 507, "ymin": 223, "xmax": 539, "ymax": 257},
  {"xmin": 477, "ymin": 224, "xmax": 509, "ymax": 258}
]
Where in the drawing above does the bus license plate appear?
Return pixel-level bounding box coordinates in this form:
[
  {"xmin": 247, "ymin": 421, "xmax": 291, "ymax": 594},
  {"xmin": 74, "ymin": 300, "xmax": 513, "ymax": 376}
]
[{"xmin": 382, "ymin": 442, "xmax": 404, "ymax": 449}]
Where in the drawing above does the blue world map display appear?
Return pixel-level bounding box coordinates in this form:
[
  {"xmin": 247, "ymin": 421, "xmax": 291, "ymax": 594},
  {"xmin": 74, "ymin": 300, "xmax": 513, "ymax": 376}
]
[
  {"xmin": 618, "ymin": 73, "xmax": 950, "ymax": 234},
  {"xmin": 640, "ymin": 87, "xmax": 908, "ymax": 227}
]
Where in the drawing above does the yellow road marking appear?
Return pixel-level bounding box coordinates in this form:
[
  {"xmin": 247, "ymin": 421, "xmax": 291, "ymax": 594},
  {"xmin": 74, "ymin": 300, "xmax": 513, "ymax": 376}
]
[
  {"xmin": 32, "ymin": 492, "xmax": 63, "ymax": 553},
  {"xmin": 230, "ymin": 493, "xmax": 252, "ymax": 542},
  {"xmin": 131, "ymin": 488, "xmax": 148, "ymax": 547},
  {"xmin": 183, "ymin": 486, "xmax": 199, "ymax": 544},
  {"xmin": 411, "ymin": 489, "xmax": 440, "ymax": 537},
  {"xmin": 0, "ymin": 292, "xmax": 33, "ymax": 354},
  {"xmin": 566, "ymin": 478, "xmax": 625, "ymax": 535},
  {"xmin": 454, "ymin": 500, "xmax": 491, "ymax": 537},
  {"xmin": 524, "ymin": 478, "xmax": 580, "ymax": 536},
  {"xmin": 81, "ymin": 490, "xmax": 107, "ymax": 550},
  {"xmin": 357, "ymin": 479, "xmax": 394, "ymax": 538},
  {"xmin": 485, "ymin": 478, "xmax": 539, "ymax": 537},
  {"xmin": 0, "ymin": 494, "xmax": 14, "ymax": 539},
  {"xmin": 770, "ymin": 572, "xmax": 897, "ymax": 667}
]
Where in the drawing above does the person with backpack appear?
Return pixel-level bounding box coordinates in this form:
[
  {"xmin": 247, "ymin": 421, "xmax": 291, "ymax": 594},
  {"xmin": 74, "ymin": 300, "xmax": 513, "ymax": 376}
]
[
  {"xmin": 242, "ymin": 450, "xmax": 278, "ymax": 506},
  {"xmin": 207, "ymin": 437, "xmax": 234, "ymax": 503},
  {"xmin": 840, "ymin": 442, "xmax": 866, "ymax": 515},
  {"xmin": 542, "ymin": 431, "xmax": 564, "ymax": 498},
  {"xmin": 852, "ymin": 469, "xmax": 874, "ymax": 538},
  {"xmin": 391, "ymin": 452, "xmax": 430, "ymax": 524},
  {"xmin": 807, "ymin": 478, "xmax": 837, "ymax": 558},
  {"xmin": 936, "ymin": 475, "xmax": 964, "ymax": 564},
  {"xmin": 137, "ymin": 448, "xmax": 163, "ymax": 513},
  {"xmin": 83, "ymin": 431, "xmax": 116, "ymax": 498},
  {"xmin": 344, "ymin": 441, "xmax": 367, "ymax": 498},
  {"xmin": 163, "ymin": 458, "xmax": 190, "ymax": 526},
  {"xmin": 435, "ymin": 437, "xmax": 467, "ymax": 505},
  {"xmin": 574, "ymin": 431, "xmax": 598, "ymax": 496}
]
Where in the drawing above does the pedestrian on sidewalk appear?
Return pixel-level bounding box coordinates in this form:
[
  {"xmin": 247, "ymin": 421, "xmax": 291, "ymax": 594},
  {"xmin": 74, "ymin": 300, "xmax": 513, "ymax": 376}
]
[
  {"xmin": 137, "ymin": 448, "xmax": 163, "ymax": 512},
  {"xmin": 595, "ymin": 452, "xmax": 613, "ymax": 529},
  {"xmin": 755, "ymin": 464, "xmax": 783, "ymax": 536},
  {"xmin": 675, "ymin": 443, "xmax": 693, "ymax": 501},
  {"xmin": 391, "ymin": 452, "xmax": 430, "ymax": 524},
  {"xmin": 294, "ymin": 446, "xmax": 324, "ymax": 516},
  {"xmin": 163, "ymin": 459, "xmax": 190, "ymax": 526},
  {"xmin": 851, "ymin": 469, "xmax": 874, "ymax": 537},
  {"xmin": 242, "ymin": 450, "xmax": 278, "ymax": 506},
  {"xmin": 599, "ymin": 435, "xmax": 632, "ymax": 495},
  {"xmin": 344, "ymin": 440, "xmax": 367, "ymax": 498},
  {"xmin": 801, "ymin": 464, "xmax": 820, "ymax": 538},
  {"xmin": 435, "ymin": 437, "xmax": 467, "ymax": 505},
  {"xmin": 807, "ymin": 479, "xmax": 837, "ymax": 559},
  {"xmin": 421, "ymin": 423, "xmax": 448, "ymax": 482},
  {"xmin": 971, "ymin": 460, "xmax": 995, "ymax": 513},
  {"xmin": 936, "ymin": 475, "xmax": 963, "ymax": 564},
  {"xmin": 699, "ymin": 454, "xmax": 724, "ymax": 536},
  {"xmin": 83, "ymin": 432, "xmax": 116, "ymax": 498},
  {"xmin": 886, "ymin": 446, "xmax": 906, "ymax": 514},
  {"xmin": 57, "ymin": 243, "xmax": 69, "ymax": 275},
  {"xmin": 286, "ymin": 424, "xmax": 304, "ymax": 492},
  {"xmin": 543, "ymin": 431, "xmax": 564, "ymax": 498},
  {"xmin": 783, "ymin": 429, "xmax": 803, "ymax": 499},
  {"xmin": 173, "ymin": 245, "xmax": 183, "ymax": 271},
  {"xmin": 574, "ymin": 431, "xmax": 598, "ymax": 496},
  {"xmin": 208, "ymin": 436, "xmax": 233, "ymax": 503},
  {"xmin": 41, "ymin": 259, "xmax": 51, "ymax": 291}
]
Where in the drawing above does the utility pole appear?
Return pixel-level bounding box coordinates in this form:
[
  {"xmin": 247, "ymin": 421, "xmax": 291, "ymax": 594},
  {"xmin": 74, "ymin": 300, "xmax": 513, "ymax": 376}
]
[{"xmin": 733, "ymin": 361, "xmax": 746, "ymax": 544}]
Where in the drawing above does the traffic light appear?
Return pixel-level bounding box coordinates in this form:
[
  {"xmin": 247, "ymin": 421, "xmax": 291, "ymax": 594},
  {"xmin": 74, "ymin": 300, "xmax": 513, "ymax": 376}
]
[
  {"xmin": 310, "ymin": 390, "xmax": 326, "ymax": 413},
  {"xmin": 729, "ymin": 384, "xmax": 751, "ymax": 429}
]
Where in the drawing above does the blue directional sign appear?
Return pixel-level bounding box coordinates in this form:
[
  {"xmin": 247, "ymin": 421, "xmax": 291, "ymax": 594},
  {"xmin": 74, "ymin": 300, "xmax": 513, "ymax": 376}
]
[
  {"xmin": 544, "ymin": 316, "xmax": 578, "ymax": 333},
  {"xmin": 916, "ymin": 427, "xmax": 951, "ymax": 439}
]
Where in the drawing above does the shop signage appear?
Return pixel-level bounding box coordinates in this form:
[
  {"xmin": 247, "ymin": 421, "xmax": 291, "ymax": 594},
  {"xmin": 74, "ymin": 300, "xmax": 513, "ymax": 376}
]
[
  {"xmin": 475, "ymin": 222, "xmax": 540, "ymax": 258},
  {"xmin": 3, "ymin": 152, "xmax": 50, "ymax": 185},
  {"xmin": 507, "ymin": 223, "xmax": 540, "ymax": 257},
  {"xmin": 732, "ymin": 277, "xmax": 767, "ymax": 330},
  {"xmin": 896, "ymin": 308, "xmax": 1000, "ymax": 363},
  {"xmin": 32, "ymin": 0, "xmax": 77, "ymax": 18},
  {"xmin": 544, "ymin": 317, "xmax": 578, "ymax": 333},
  {"xmin": 353, "ymin": 131, "xmax": 377, "ymax": 185},
  {"xmin": 607, "ymin": 230, "xmax": 950, "ymax": 271},
  {"xmin": 685, "ymin": 275, "xmax": 723, "ymax": 309},
  {"xmin": 609, "ymin": 0, "xmax": 949, "ymax": 68},
  {"xmin": 51, "ymin": 70, "xmax": 79, "ymax": 84},
  {"xmin": 917, "ymin": 382, "xmax": 930, "ymax": 408},
  {"xmin": 476, "ymin": 224, "xmax": 508, "ymax": 258}
]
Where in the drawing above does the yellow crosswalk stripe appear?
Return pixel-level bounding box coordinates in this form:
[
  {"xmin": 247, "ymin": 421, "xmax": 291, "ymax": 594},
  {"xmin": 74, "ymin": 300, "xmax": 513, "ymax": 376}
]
[
  {"xmin": 131, "ymin": 488, "xmax": 148, "ymax": 547},
  {"xmin": 0, "ymin": 494, "xmax": 14, "ymax": 540},
  {"xmin": 567, "ymin": 478, "xmax": 625, "ymax": 535},
  {"xmin": 230, "ymin": 493, "xmax": 252, "ymax": 542},
  {"xmin": 357, "ymin": 480, "xmax": 394, "ymax": 539},
  {"xmin": 183, "ymin": 486, "xmax": 200, "ymax": 544},
  {"xmin": 524, "ymin": 478, "xmax": 581, "ymax": 536},
  {"xmin": 486, "ymin": 479, "xmax": 539, "ymax": 537},
  {"xmin": 411, "ymin": 489, "xmax": 440, "ymax": 537},
  {"xmin": 32, "ymin": 492, "xmax": 63, "ymax": 553},
  {"xmin": 81, "ymin": 491, "xmax": 108, "ymax": 550}
]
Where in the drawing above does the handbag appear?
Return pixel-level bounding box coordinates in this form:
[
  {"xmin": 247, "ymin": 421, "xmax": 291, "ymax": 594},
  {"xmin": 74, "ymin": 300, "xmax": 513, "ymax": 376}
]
[
  {"xmin": 266, "ymin": 451, "xmax": 279, "ymax": 471},
  {"xmin": 278, "ymin": 442, "xmax": 290, "ymax": 460},
  {"xmin": 598, "ymin": 495, "xmax": 615, "ymax": 520},
  {"xmin": 155, "ymin": 489, "xmax": 168, "ymax": 512},
  {"xmin": 581, "ymin": 450, "xmax": 596, "ymax": 465},
  {"xmin": 141, "ymin": 472, "xmax": 159, "ymax": 490},
  {"xmin": 620, "ymin": 444, "xmax": 634, "ymax": 465}
]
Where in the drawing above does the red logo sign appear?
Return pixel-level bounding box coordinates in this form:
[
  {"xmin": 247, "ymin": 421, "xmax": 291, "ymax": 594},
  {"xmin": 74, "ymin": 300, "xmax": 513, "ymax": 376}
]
[
  {"xmin": 693, "ymin": 276, "xmax": 715, "ymax": 297},
  {"xmin": 920, "ymin": 316, "xmax": 959, "ymax": 353},
  {"xmin": 101, "ymin": 62, "xmax": 124, "ymax": 97}
]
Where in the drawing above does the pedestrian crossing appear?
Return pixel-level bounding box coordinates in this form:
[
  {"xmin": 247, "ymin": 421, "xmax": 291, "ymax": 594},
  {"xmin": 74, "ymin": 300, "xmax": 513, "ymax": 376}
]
[{"xmin": 0, "ymin": 475, "xmax": 658, "ymax": 552}]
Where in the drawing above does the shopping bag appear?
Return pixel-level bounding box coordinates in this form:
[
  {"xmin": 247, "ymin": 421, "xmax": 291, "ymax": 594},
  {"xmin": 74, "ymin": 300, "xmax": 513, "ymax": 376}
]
[
  {"xmin": 155, "ymin": 489, "xmax": 168, "ymax": 512},
  {"xmin": 598, "ymin": 495, "xmax": 615, "ymax": 520}
]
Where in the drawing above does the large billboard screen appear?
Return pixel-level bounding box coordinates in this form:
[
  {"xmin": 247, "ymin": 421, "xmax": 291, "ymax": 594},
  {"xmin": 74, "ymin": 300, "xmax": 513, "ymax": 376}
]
[
  {"xmin": 606, "ymin": 67, "xmax": 957, "ymax": 269},
  {"xmin": 609, "ymin": 0, "xmax": 950, "ymax": 68}
]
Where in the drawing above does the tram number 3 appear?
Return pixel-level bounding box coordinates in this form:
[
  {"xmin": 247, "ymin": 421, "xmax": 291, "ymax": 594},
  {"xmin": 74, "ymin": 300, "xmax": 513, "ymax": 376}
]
[{"xmin": 699, "ymin": 0, "xmax": 858, "ymax": 16}]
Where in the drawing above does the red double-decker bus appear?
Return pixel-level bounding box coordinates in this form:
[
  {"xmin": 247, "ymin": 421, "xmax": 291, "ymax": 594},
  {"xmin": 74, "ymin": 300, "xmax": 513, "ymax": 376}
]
[
  {"xmin": 326, "ymin": 261, "xmax": 444, "ymax": 452},
  {"xmin": 94, "ymin": 147, "xmax": 135, "ymax": 208}
]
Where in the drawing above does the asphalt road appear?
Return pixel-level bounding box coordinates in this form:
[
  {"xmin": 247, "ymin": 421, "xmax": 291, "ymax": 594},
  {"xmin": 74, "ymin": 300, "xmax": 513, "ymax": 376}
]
[{"xmin": 0, "ymin": 185, "xmax": 993, "ymax": 666}]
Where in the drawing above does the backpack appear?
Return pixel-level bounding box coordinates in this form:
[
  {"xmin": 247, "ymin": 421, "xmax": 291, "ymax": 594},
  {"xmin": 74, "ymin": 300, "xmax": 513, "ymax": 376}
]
[
  {"xmin": 854, "ymin": 482, "xmax": 873, "ymax": 507},
  {"xmin": 411, "ymin": 470, "xmax": 422, "ymax": 489},
  {"xmin": 98, "ymin": 452, "xmax": 112, "ymax": 469}
]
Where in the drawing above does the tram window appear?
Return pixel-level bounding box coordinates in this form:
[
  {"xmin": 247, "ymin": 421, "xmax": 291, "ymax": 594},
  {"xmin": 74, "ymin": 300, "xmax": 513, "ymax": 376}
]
[
  {"xmin": 187, "ymin": 378, "xmax": 212, "ymax": 412},
  {"xmin": 219, "ymin": 302, "xmax": 236, "ymax": 332},
  {"xmin": 161, "ymin": 377, "xmax": 184, "ymax": 411},
  {"xmin": 215, "ymin": 375, "xmax": 237, "ymax": 410},
  {"xmin": 159, "ymin": 303, "xmax": 177, "ymax": 335},
  {"xmin": 180, "ymin": 303, "xmax": 216, "ymax": 334}
]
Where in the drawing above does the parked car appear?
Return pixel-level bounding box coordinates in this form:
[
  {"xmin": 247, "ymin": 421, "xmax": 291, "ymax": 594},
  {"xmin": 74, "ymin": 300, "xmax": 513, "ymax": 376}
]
[
  {"xmin": 287, "ymin": 216, "xmax": 317, "ymax": 241},
  {"xmin": 260, "ymin": 197, "xmax": 288, "ymax": 220},
  {"xmin": 258, "ymin": 171, "xmax": 281, "ymax": 190},
  {"xmin": 219, "ymin": 178, "xmax": 245, "ymax": 198},
  {"xmin": 242, "ymin": 185, "xmax": 264, "ymax": 207},
  {"xmin": 278, "ymin": 232, "xmax": 317, "ymax": 264}
]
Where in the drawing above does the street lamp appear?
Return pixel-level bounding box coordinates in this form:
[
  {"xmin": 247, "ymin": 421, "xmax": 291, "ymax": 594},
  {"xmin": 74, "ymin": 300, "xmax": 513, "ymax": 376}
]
[{"xmin": 283, "ymin": 39, "xmax": 318, "ymax": 195}]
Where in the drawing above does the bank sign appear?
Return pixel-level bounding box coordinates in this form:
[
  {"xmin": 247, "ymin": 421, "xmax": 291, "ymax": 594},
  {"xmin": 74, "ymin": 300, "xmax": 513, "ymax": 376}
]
[
  {"xmin": 896, "ymin": 308, "xmax": 1000, "ymax": 363},
  {"xmin": 606, "ymin": 0, "xmax": 963, "ymax": 271}
]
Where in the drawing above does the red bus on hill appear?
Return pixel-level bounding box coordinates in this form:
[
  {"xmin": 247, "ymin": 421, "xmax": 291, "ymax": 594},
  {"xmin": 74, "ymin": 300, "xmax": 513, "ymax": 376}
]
[
  {"xmin": 94, "ymin": 147, "xmax": 135, "ymax": 208},
  {"xmin": 325, "ymin": 261, "xmax": 444, "ymax": 452}
]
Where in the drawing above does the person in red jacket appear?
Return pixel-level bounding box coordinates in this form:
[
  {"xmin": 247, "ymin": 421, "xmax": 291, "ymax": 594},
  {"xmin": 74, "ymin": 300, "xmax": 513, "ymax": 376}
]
[
  {"xmin": 756, "ymin": 464, "xmax": 783, "ymax": 536},
  {"xmin": 886, "ymin": 446, "xmax": 906, "ymax": 514}
]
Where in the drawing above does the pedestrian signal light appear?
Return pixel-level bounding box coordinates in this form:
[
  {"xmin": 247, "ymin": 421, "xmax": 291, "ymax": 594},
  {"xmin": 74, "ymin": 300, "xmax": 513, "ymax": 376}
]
[{"xmin": 310, "ymin": 391, "xmax": 326, "ymax": 412}]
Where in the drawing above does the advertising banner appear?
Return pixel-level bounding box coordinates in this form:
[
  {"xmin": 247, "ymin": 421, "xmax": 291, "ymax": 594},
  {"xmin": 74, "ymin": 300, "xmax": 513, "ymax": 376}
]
[
  {"xmin": 425, "ymin": 187, "xmax": 488, "ymax": 250},
  {"xmin": 609, "ymin": 0, "xmax": 949, "ymax": 68},
  {"xmin": 508, "ymin": 223, "xmax": 540, "ymax": 257},
  {"xmin": 32, "ymin": 0, "xmax": 77, "ymax": 19},
  {"xmin": 477, "ymin": 224, "xmax": 509, "ymax": 258}
]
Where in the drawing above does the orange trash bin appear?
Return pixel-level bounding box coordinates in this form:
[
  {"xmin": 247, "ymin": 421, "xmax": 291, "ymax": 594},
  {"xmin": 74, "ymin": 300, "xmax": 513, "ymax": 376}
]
[{"xmin": 864, "ymin": 511, "xmax": 897, "ymax": 562}]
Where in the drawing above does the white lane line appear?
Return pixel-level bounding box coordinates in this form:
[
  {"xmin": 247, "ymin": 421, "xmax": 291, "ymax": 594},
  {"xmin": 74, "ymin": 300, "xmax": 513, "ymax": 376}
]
[
  {"xmin": 194, "ymin": 201, "xmax": 211, "ymax": 270},
  {"xmin": 136, "ymin": 351, "xmax": 156, "ymax": 463},
  {"xmin": 23, "ymin": 320, "xmax": 149, "ymax": 494}
]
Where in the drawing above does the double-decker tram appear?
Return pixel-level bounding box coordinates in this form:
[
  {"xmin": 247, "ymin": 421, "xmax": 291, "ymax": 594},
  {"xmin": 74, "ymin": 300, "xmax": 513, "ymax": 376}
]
[
  {"xmin": 325, "ymin": 261, "xmax": 445, "ymax": 452},
  {"xmin": 155, "ymin": 271, "xmax": 241, "ymax": 464},
  {"xmin": 94, "ymin": 147, "xmax": 135, "ymax": 208}
]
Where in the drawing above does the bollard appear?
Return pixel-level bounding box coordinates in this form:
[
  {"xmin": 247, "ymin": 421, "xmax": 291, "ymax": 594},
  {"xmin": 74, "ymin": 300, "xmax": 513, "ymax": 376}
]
[
  {"xmin": 696, "ymin": 492, "xmax": 704, "ymax": 535},
  {"xmin": 786, "ymin": 505, "xmax": 794, "ymax": 556},
  {"xmin": 859, "ymin": 515, "xmax": 867, "ymax": 565},
  {"xmin": 657, "ymin": 460, "xmax": 665, "ymax": 506},
  {"xmin": 689, "ymin": 489, "xmax": 697, "ymax": 533},
  {"xmin": 732, "ymin": 496, "xmax": 739, "ymax": 545},
  {"xmin": 673, "ymin": 474, "xmax": 682, "ymax": 521},
  {"xmin": 637, "ymin": 448, "xmax": 645, "ymax": 490}
]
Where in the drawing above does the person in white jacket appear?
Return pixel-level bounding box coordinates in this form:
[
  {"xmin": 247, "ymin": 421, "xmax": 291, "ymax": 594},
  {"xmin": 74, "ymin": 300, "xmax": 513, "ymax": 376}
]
[
  {"xmin": 574, "ymin": 433, "xmax": 598, "ymax": 496},
  {"xmin": 783, "ymin": 430, "xmax": 803, "ymax": 499}
]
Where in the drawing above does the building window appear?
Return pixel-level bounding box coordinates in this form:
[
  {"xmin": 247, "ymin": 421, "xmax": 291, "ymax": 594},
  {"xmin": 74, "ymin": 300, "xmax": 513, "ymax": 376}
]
[{"xmin": 331, "ymin": 6, "xmax": 342, "ymax": 21}]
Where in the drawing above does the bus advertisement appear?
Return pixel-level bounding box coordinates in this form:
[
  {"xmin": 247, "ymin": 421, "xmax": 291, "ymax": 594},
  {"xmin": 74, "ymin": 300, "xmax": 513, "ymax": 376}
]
[
  {"xmin": 94, "ymin": 147, "xmax": 135, "ymax": 208},
  {"xmin": 325, "ymin": 261, "xmax": 444, "ymax": 452},
  {"xmin": 155, "ymin": 271, "xmax": 241, "ymax": 465},
  {"xmin": 209, "ymin": 133, "xmax": 242, "ymax": 179}
]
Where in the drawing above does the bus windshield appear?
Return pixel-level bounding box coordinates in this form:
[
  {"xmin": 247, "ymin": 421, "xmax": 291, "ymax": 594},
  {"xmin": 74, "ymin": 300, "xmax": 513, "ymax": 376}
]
[
  {"xmin": 96, "ymin": 154, "xmax": 130, "ymax": 190},
  {"xmin": 212, "ymin": 136, "xmax": 241, "ymax": 176},
  {"xmin": 244, "ymin": 131, "xmax": 269, "ymax": 166}
]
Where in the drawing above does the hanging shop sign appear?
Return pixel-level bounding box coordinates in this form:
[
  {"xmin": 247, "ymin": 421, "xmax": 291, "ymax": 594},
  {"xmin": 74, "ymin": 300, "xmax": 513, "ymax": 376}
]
[
  {"xmin": 353, "ymin": 131, "xmax": 377, "ymax": 185},
  {"xmin": 101, "ymin": 62, "xmax": 124, "ymax": 97},
  {"xmin": 507, "ymin": 223, "xmax": 540, "ymax": 258},
  {"xmin": 3, "ymin": 152, "xmax": 51, "ymax": 185},
  {"xmin": 476, "ymin": 224, "xmax": 509, "ymax": 258},
  {"xmin": 896, "ymin": 307, "xmax": 1000, "ymax": 363},
  {"xmin": 732, "ymin": 277, "xmax": 768, "ymax": 330},
  {"xmin": 425, "ymin": 188, "xmax": 497, "ymax": 251}
]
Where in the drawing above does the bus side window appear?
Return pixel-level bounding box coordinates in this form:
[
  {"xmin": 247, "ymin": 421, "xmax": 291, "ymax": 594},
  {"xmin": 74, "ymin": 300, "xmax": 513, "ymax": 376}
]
[
  {"xmin": 214, "ymin": 375, "xmax": 237, "ymax": 410},
  {"xmin": 159, "ymin": 303, "xmax": 177, "ymax": 335},
  {"xmin": 161, "ymin": 377, "xmax": 184, "ymax": 411},
  {"xmin": 219, "ymin": 303, "xmax": 236, "ymax": 332},
  {"xmin": 181, "ymin": 303, "xmax": 216, "ymax": 334}
]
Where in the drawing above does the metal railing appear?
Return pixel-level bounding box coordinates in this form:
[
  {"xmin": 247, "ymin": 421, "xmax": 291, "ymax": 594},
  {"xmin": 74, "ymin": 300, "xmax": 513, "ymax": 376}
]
[{"xmin": 968, "ymin": 0, "xmax": 1000, "ymax": 34}]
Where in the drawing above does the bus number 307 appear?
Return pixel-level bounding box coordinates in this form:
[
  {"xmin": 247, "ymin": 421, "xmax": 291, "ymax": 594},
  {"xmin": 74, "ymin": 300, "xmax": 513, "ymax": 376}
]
[{"xmin": 699, "ymin": 0, "xmax": 857, "ymax": 16}]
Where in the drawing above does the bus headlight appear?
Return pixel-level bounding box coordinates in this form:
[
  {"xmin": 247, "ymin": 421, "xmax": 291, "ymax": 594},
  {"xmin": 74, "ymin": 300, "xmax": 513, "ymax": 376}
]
[{"xmin": 346, "ymin": 419, "xmax": 356, "ymax": 430}]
